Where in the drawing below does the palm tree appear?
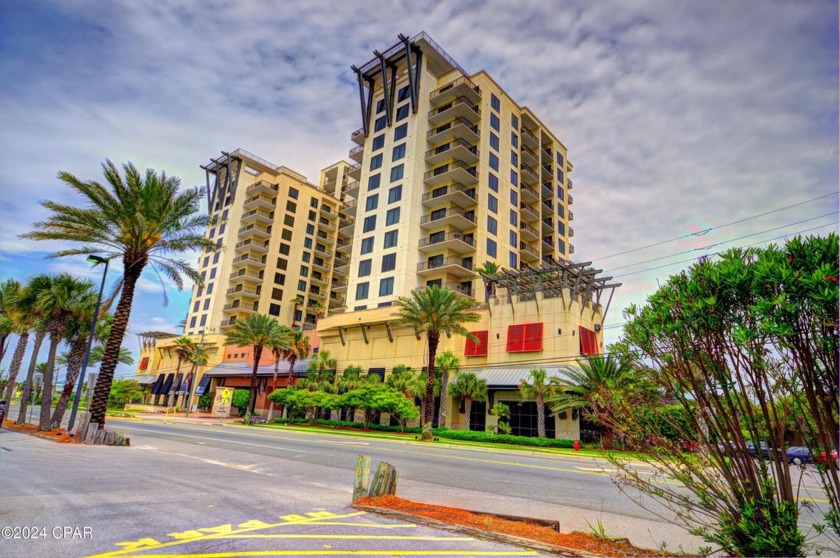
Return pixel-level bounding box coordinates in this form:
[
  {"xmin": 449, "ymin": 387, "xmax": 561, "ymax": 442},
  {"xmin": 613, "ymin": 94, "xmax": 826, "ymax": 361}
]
[
  {"xmin": 337, "ymin": 365, "xmax": 364, "ymax": 422},
  {"xmin": 0, "ymin": 279, "xmax": 21, "ymax": 363},
  {"xmin": 436, "ymin": 351, "xmax": 460, "ymax": 428},
  {"xmin": 1, "ymin": 279, "xmax": 30, "ymax": 406},
  {"xmin": 266, "ymin": 325, "xmax": 292, "ymax": 420},
  {"xmin": 15, "ymin": 276, "xmax": 51, "ymax": 425},
  {"xmin": 171, "ymin": 337, "xmax": 197, "ymax": 408},
  {"xmin": 449, "ymin": 371, "xmax": 487, "ymax": 431},
  {"xmin": 22, "ymin": 160, "xmax": 217, "ymax": 430},
  {"xmin": 282, "ymin": 329, "xmax": 311, "ymax": 393},
  {"xmin": 224, "ymin": 314, "xmax": 287, "ymax": 421},
  {"xmin": 393, "ymin": 285, "xmax": 480, "ymax": 440},
  {"xmin": 474, "ymin": 261, "xmax": 500, "ymax": 300},
  {"xmin": 299, "ymin": 350, "xmax": 337, "ymax": 419},
  {"xmin": 183, "ymin": 343, "xmax": 209, "ymax": 414},
  {"xmin": 519, "ymin": 368, "xmax": 555, "ymax": 438},
  {"xmin": 548, "ymin": 354, "xmax": 636, "ymax": 449}
]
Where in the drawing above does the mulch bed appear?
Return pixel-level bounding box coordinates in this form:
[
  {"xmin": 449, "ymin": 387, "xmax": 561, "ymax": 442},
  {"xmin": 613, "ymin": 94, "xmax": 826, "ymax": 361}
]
[
  {"xmin": 2, "ymin": 421, "xmax": 80, "ymax": 444},
  {"xmin": 355, "ymin": 495, "xmax": 688, "ymax": 557}
]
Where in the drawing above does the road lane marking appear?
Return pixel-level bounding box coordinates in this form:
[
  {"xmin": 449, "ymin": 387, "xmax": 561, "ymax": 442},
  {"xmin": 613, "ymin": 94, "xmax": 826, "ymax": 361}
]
[
  {"xmin": 115, "ymin": 552, "xmax": 537, "ymax": 557},
  {"xmin": 114, "ymin": 425, "xmax": 314, "ymax": 454}
]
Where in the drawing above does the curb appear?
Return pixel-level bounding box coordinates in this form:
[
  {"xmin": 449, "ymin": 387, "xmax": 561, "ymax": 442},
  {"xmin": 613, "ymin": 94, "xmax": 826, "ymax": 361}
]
[{"xmin": 352, "ymin": 504, "xmax": 603, "ymax": 557}]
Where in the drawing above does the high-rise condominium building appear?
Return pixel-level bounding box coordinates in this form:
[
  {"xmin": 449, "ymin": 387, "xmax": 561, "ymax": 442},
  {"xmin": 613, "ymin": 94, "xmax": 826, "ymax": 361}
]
[{"xmin": 340, "ymin": 32, "xmax": 575, "ymax": 311}]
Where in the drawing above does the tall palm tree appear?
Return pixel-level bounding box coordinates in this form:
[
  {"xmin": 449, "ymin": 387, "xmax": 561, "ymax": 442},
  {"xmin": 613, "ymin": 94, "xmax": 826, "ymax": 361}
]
[
  {"xmin": 224, "ymin": 314, "xmax": 287, "ymax": 421},
  {"xmin": 548, "ymin": 354, "xmax": 636, "ymax": 449},
  {"xmin": 393, "ymin": 285, "xmax": 480, "ymax": 440},
  {"xmin": 16, "ymin": 276, "xmax": 52, "ymax": 425},
  {"xmin": 519, "ymin": 368, "xmax": 555, "ymax": 438},
  {"xmin": 171, "ymin": 337, "xmax": 197, "ymax": 408},
  {"xmin": 183, "ymin": 342, "xmax": 209, "ymax": 413},
  {"xmin": 22, "ymin": 160, "xmax": 217, "ymax": 429},
  {"xmin": 266, "ymin": 325, "xmax": 292, "ymax": 420},
  {"xmin": 449, "ymin": 371, "xmax": 487, "ymax": 431},
  {"xmin": 436, "ymin": 351, "xmax": 460, "ymax": 428},
  {"xmin": 300, "ymin": 350, "xmax": 337, "ymax": 392},
  {"xmin": 474, "ymin": 260, "xmax": 500, "ymax": 300},
  {"xmin": 1, "ymin": 279, "xmax": 30, "ymax": 407},
  {"xmin": 282, "ymin": 329, "xmax": 311, "ymax": 389},
  {"xmin": 0, "ymin": 279, "xmax": 21, "ymax": 363}
]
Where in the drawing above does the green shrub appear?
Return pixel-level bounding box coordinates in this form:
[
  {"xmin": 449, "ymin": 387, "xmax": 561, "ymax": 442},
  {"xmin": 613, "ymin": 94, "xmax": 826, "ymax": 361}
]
[
  {"xmin": 231, "ymin": 389, "xmax": 250, "ymax": 413},
  {"xmin": 434, "ymin": 428, "xmax": 575, "ymax": 448},
  {"xmin": 198, "ymin": 392, "xmax": 212, "ymax": 410}
]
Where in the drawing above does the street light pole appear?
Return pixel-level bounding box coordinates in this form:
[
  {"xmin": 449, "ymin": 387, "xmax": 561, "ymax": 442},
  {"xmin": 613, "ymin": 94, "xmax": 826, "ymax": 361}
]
[{"xmin": 67, "ymin": 255, "xmax": 109, "ymax": 434}]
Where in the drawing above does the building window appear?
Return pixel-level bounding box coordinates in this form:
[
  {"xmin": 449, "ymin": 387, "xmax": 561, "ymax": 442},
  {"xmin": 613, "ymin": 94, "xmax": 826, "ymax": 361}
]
[
  {"xmin": 376, "ymin": 99, "xmax": 385, "ymax": 113},
  {"xmin": 269, "ymin": 303, "xmax": 281, "ymax": 316},
  {"xmin": 510, "ymin": 190, "xmax": 518, "ymax": 205},
  {"xmin": 509, "ymin": 251, "xmax": 518, "ymax": 269},
  {"xmin": 490, "ymin": 94, "xmax": 501, "ymax": 112},
  {"xmin": 300, "ymin": 265, "xmax": 309, "ymax": 277},
  {"xmin": 203, "ymin": 298, "xmax": 210, "ymax": 310},
  {"xmin": 510, "ymin": 209, "xmax": 518, "ymax": 226},
  {"xmin": 207, "ymin": 283, "xmax": 213, "ymax": 294},
  {"xmin": 279, "ymin": 243, "xmax": 291, "ymax": 256},
  {"xmin": 310, "ymin": 197, "xmax": 319, "ymax": 208},
  {"xmin": 209, "ymin": 267, "xmax": 216, "ymax": 279},
  {"xmin": 507, "ymin": 323, "xmax": 544, "ymax": 352},
  {"xmin": 277, "ymin": 258, "xmax": 288, "ymax": 271},
  {"xmin": 368, "ymin": 174, "xmax": 380, "ymax": 190},
  {"xmin": 379, "ymin": 277, "xmax": 394, "ymax": 296},
  {"xmin": 489, "ymin": 133, "xmax": 499, "ymax": 151},
  {"xmin": 286, "ymin": 200, "xmax": 297, "ymax": 213},
  {"xmin": 556, "ymin": 152, "xmax": 564, "ymax": 166},
  {"xmin": 557, "ymin": 186, "xmax": 565, "ymax": 201},
  {"xmin": 510, "ymin": 170, "xmax": 518, "ymax": 186},
  {"xmin": 464, "ymin": 330, "xmax": 489, "ymax": 356},
  {"xmin": 370, "ymin": 154, "xmax": 383, "ymax": 170},
  {"xmin": 394, "ymin": 123, "xmax": 408, "ymax": 141},
  {"xmin": 511, "ymin": 131, "xmax": 518, "ymax": 148},
  {"xmin": 203, "ymin": 256, "xmax": 209, "ymax": 267},
  {"xmin": 388, "ymin": 185, "xmax": 402, "ymax": 204},
  {"xmin": 289, "ymin": 187, "xmax": 299, "ymax": 200},
  {"xmin": 487, "ymin": 216, "xmax": 497, "ymax": 235},
  {"xmin": 390, "ymin": 164, "xmax": 404, "ymax": 182},
  {"xmin": 489, "ymin": 153, "xmax": 499, "ymax": 171},
  {"xmin": 487, "ymin": 238, "xmax": 497, "ymax": 258},
  {"xmin": 360, "ymin": 237, "xmax": 374, "ymax": 254},
  {"xmin": 272, "ymin": 287, "xmax": 283, "ymax": 300},
  {"xmin": 579, "ymin": 326, "xmax": 598, "ymax": 355},
  {"xmin": 190, "ymin": 316, "xmax": 197, "ymax": 328},
  {"xmin": 557, "ymin": 203, "xmax": 565, "ymax": 218},
  {"xmin": 488, "ymin": 194, "xmax": 498, "ymax": 214},
  {"xmin": 395, "ymin": 104, "xmax": 409, "ymax": 121},
  {"xmin": 385, "ymin": 207, "xmax": 400, "ymax": 226},
  {"xmin": 372, "ymin": 134, "xmax": 385, "ymax": 151},
  {"xmin": 557, "ymin": 169, "xmax": 565, "ymax": 183},
  {"xmin": 363, "ymin": 215, "xmax": 376, "ymax": 232},
  {"xmin": 398, "ymin": 85, "xmax": 410, "ymax": 101},
  {"xmin": 557, "ymin": 221, "xmax": 566, "ymax": 235},
  {"xmin": 298, "ymin": 280, "xmax": 307, "ymax": 292},
  {"xmin": 509, "ymin": 230, "xmax": 518, "ymax": 246},
  {"xmin": 511, "ymin": 114, "xmax": 519, "ymax": 129},
  {"xmin": 511, "ymin": 150, "xmax": 518, "ymax": 167},
  {"xmin": 488, "ymin": 173, "xmax": 498, "ymax": 192},
  {"xmin": 384, "ymin": 230, "xmax": 398, "ymax": 248},
  {"xmin": 356, "ymin": 282, "xmax": 369, "ymax": 300},
  {"xmin": 281, "ymin": 228, "xmax": 293, "ymax": 241},
  {"xmin": 490, "ymin": 113, "xmax": 500, "ymax": 131},
  {"xmin": 381, "ymin": 253, "xmax": 396, "ymax": 272},
  {"xmin": 392, "ymin": 143, "xmax": 406, "ymax": 161},
  {"xmin": 193, "ymin": 300, "xmax": 200, "ymax": 312},
  {"xmin": 307, "ymin": 210, "xmax": 316, "ymax": 222},
  {"xmin": 275, "ymin": 273, "xmax": 285, "ymax": 285},
  {"xmin": 358, "ymin": 259, "xmax": 372, "ymax": 277},
  {"xmin": 306, "ymin": 223, "xmax": 315, "ymax": 235},
  {"xmin": 302, "ymin": 252, "xmax": 311, "ymax": 263},
  {"xmin": 284, "ymin": 215, "xmax": 295, "ymax": 227},
  {"xmin": 558, "ymin": 238, "xmax": 566, "ymax": 253},
  {"xmin": 365, "ymin": 194, "xmax": 379, "ymax": 211},
  {"xmin": 304, "ymin": 237, "xmax": 313, "ymax": 249},
  {"xmin": 374, "ymin": 115, "xmax": 387, "ymax": 132}
]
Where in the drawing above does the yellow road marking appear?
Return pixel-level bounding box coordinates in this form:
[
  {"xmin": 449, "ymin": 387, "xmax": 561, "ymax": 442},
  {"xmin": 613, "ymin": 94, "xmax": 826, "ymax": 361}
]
[
  {"xmin": 217, "ymin": 535, "xmax": 475, "ymax": 540},
  {"xmin": 113, "ymin": 552, "xmax": 538, "ymax": 557}
]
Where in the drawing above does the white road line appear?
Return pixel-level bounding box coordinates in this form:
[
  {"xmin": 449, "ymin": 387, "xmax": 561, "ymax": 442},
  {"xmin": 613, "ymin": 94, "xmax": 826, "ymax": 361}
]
[{"xmin": 115, "ymin": 425, "xmax": 314, "ymax": 454}]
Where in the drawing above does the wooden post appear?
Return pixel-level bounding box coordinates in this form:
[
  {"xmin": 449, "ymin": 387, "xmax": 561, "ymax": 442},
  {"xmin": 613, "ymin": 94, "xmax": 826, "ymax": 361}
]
[
  {"xmin": 85, "ymin": 422, "xmax": 99, "ymax": 444},
  {"xmin": 353, "ymin": 454, "xmax": 371, "ymax": 503},
  {"xmin": 368, "ymin": 461, "xmax": 398, "ymax": 497},
  {"xmin": 75, "ymin": 412, "xmax": 91, "ymax": 439}
]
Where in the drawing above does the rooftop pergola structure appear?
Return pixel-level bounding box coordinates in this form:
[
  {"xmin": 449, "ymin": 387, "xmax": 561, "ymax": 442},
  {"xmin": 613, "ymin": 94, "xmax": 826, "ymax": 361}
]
[
  {"xmin": 137, "ymin": 331, "xmax": 180, "ymax": 353},
  {"xmin": 476, "ymin": 259, "xmax": 622, "ymax": 323}
]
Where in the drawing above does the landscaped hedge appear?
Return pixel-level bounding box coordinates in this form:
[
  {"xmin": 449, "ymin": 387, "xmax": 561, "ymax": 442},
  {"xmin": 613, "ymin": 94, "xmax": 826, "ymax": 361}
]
[
  {"xmin": 433, "ymin": 428, "xmax": 575, "ymax": 448},
  {"xmin": 269, "ymin": 418, "xmax": 422, "ymax": 434}
]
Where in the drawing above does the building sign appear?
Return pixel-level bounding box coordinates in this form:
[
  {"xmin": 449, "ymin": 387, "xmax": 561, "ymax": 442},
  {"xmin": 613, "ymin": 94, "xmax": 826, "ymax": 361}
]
[{"xmin": 212, "ymin": 387, "xmax": 233, "ymax": 418}]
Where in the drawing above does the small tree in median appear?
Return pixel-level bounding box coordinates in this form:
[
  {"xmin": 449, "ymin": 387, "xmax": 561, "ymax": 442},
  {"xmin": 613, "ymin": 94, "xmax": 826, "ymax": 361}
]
[{"xmin": 449, "ymin": 371, "xmax": 487, "ymax": 431}]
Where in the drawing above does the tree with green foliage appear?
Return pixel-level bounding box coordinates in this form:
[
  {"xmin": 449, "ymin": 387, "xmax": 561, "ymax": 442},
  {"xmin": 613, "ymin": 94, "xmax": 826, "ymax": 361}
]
[
  {"xmin": 265, "ymin": 325, "xmax": 292, "ymax": 420},
  {"xmin": 108, "ymin": 379, "xmax": 144, "ymax": 408},
  {"xmin": 231, "ymin": 389, "xmax": 251, "ymax": 415},
  {"xmin": 489, "ymin": 402, "xmax": 511, "ymax": 434},
  {"xmin": 224, "ymin": 314, "xmax": 289, "ymax": 420},
  {"xmin": 23, "ymin": 160, "xmax": 217, "ymax": 430},
  {"xmin": 15, "ymin": 276, "xmax": 51, "ymax": 425},
  {"xmin": 340, "ymin": 383, "xmax": 418, "ymax": 429},
  {"xmin": 282, "ymin": 329, "xmax": 311, "ymax": 396},
  {"xmin": 518, "ymin": 368, "xmax": 555, "ymax": 438},
  {"xmin": 436, "ymin": 351, "xmax": 460, "ymax": 428},
  {"xmin": 393, "ymin": 285, "xmax": 479, "ymax": 439},
  {"xmin": 605, "ymin": 235, "xmax": 839, "ymax": 557},
  {"xmin": 449, "ymin": 371, "xmax": 487, "ymax": 431},
  {"xmin": 474, "ymin": 260, "xmax": 500, "ymax": 300},
  {"xmin": 1, "ymin": 279, "xmax": 31, "ymax": 406}
]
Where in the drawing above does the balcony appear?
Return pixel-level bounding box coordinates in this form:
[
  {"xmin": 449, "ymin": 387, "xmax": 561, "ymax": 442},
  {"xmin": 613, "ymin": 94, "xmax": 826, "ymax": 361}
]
[
  {"xmin": 228, "ymin": 270, "xmax": 262, "ymax": 283},
  {"xmin": 238, "ymin": 223, "xmax": 270, "ymax": 239},
  {"xmin": 520, "ymin": 184, "xmax": 539, "ymax": 204},
  {"xmin": 422, "ymin": 183, "xmax": 477, "ymax": 209},
  {"xmin": 521, "ymin": 166, "xmax": 539, "ymax": 186},
  {"xmin": 231, "ymin": 254, "xmax": 266, "ymax": 269},
  {"xmin": 568, "ymin": 179, "xmax": 573, "ymax": 190},
  {"xmin": 569, "ymin": 227, "xmax": 575, "ymax": 237},
  {"xmin": 519, "ymin": 204, "xmax": 539, "ymax": 222},
  {"xmin": 541, "ymin": 237, "xmax": 554, "ymax": 254},
  {"xmin": 521, "ymin": 148, "xmax": 539, "ymax": 168},
  {"xmin": 351, "ymin": 126, "xmax": 365, "ymax": 145},
  {"xmin": 226, "ymin": 285, "xmax": 260, "ymax": 298},
  {"xmin": 336, "ymin": 240, "xmax": 352, "ymax": 254},
  {"xmin": 243, "ymin": 194, "xmax": 275, "ymax": 211},
  {"xmin": 541, "ymin": 218, "xmax": 554, "ymax": 234},
  {"xmin": 428, "ymin": 96, "xmax": 481, "ymax": 126},
  {"xmin": 308, "ymin": 288, "xmax": 326, "ymax": 301},
  {"xmin": 320, "ymin": 203, "xmax": 336, "ymax": 217},
  {"xmin": 541, "ymin": 146, "xmax": 552, "ymax": 163},
  {"xmin": 520, "ymin": 243, "xmax": 539, "ymax": 262},
  {"xmin": 417, "ymin": 256, "xmax": 474, "ymax": 277},
  {"xmin": 334, "ymin": 262, "xmax": 349, "ymax": 276},
  {"xmin": 338, "ymin": 219, "xmax": 355, "ymax": 238},
  {"xmin": 341, "ymin": 198, "xmax": 357, "ymax": 216},
  {"xmin": 328, "ymin": 305, "xmax": 346, "ymax": 315},
  {"xmin": 310, "ymin": 272, "xmax": 328, "ymax": 285},
  {"xmin": 568, "ymin": 194, "xmax": 574, "ymax": 205},
  {"xmin": 423, "ymin": 161, "xmax": 478, "ymax": 187},
  {"xmin": 418, "ymin": 232, "xmax": 476, "ymax": 255},
  {"xmin": 568, "ymin": 210, "xmax": 574, "ymax": 221},
  {"xmin": 425, "ymin": 138, "xmax": 479, "ymax": 166},
  {"xmin": 348, "ymin": 145, "xmax": 364, "ymax": 163},
  {"xmin": 429, "ymin": 76, "xmax": 481, "ymax": 108},
  {"xmin": 444, "ymin": 282, "xmax": 474, "ymax": 298},
  {"xmin": 519, "ymin": 222, "xmax": 539, "ymax": 242},
  {"xmin": 316, "ymin": 231, "xmax": 334, "ymax": 246},
  {"xmin": 223, "ymin": 301, "xmax": 256, "ymax": 314},
  {"xmin": 346, "ymin": 163, "xmax": 361, "ymax": 180},
  {"xmin": 570, "ymin": 244, "xmax": 575, "ymax": 255},
  {"xmin": 541, "ymin": 165, "xmax": 553, "ymax": 179},
  {"xmin": 541, "ymin": 182, "xmax": 553, "ymax": 199},
  {"xmin": 420, "ymin": 207, "xmax": 476, "ymax": 231},
  {"xmin": 235, "ymin": 239, "xmax": 268, "ymax": 253},
  {"xmin": 521, "ymin": 128, "xmax": 539, "ymax": 149},
  {"xmin": 332, "ymin": 281, "xmax": 348, "ymax": 293},
  {"xmin": 344, "ymin": 180, "xmax": 360, "ymax": 198},
  {"xmin": 241, "ymin": 208, "xmax": 273, "ymax": 225},
  {"xmin": 427, "ymin": 117, "xmax": 480, "ymax": 145},
  {"xmin": 314, "ymin": 245, "xmax": 332, "ymax": 259},
  {"xmin": 246, "ymin": 180, "xmax": 278, "ymax": 197},
  {"xmin": 317, "ymin": 217, "xmax": 336, "ymax": 233}
]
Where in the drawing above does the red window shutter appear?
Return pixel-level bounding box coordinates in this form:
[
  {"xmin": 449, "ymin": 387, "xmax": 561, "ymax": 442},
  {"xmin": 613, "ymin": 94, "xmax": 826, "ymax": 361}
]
[
  {"xmin": 464, "ymin": 330, "xmax": 489, "ymax": 356},
  {"xmin": 522, "ymin": 322, "xmax": 543, "ymax": 352},
  {"xmin": 139, "ymin": 357, "xmax": 149, "ymax": 370},
  {"xmin": 579, "ymin": 326, "xmax": 598, "ymax": 356},
  {"xmin": 507, "ymin": 324, "xmax": 525, "ymax": 352}
]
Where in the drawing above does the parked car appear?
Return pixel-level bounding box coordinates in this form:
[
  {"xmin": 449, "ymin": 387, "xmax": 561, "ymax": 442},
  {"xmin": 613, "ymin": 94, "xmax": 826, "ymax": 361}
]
[
  {"xmin": 785, "ymin": 446, "xmax": 812, "ymax": 466},
  {"xmin": 746, "ymin": 441, "xmax": 768, "ymax": 458},
  {"xmin": 816, "ymin": 449, "xmax": 838, "ymax": 468}
]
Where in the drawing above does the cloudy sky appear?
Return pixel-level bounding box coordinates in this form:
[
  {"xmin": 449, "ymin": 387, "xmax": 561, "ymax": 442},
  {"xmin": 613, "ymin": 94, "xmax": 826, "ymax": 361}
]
[{"xmin": 1, "ymin": 0, "xmax": 837, "ymax": 379}]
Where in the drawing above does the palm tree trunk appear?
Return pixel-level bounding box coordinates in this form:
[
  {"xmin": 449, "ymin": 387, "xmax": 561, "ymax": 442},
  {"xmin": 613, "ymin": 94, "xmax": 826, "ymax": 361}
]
[
  {"xmin": 17, "ymin": 330, "xmax": 45, "ymax": 424},
  {"xmin": 2, "ymin": 331, "xmax": 28, "ymax": 408},
  {"xmin": 267, "ymin": 354, "xmax": 280, "ymax": 421},
  {"xmin": 465, "ymin": 397, "xmax": 473, "ymax": 431},
  {"xmin": 169, "ymin": 357, "xmax": 183, "ymax": 412},
  {"xmin": 438, "ymin": 368, "xmax": 449, "ymax": 428},
  {"xmin": 38, "ymin": 333, "xmax": 62, "ymax": 430},
  {"xmin": 247, "ymin": 345, "xmax": 262, "ymax": 419},
  {"xmin": 422, "ymin": 333, "xmax": 439, "ymax": 440},
  {"xmin": 89, "ymin": 263, "xmax": 143, "ymax": 429},
  {"xmin": 52, "ymin": 338, "xmax": 86, "ymax": 428},
  {"xmin": 536, "ymin": 394, "xmax": 546, "ymax": 438}
]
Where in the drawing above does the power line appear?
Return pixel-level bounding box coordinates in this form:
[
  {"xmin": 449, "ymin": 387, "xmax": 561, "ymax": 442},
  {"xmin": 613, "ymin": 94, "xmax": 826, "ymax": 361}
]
[{"xmin": 593, "ymin": 192, "xmax": 838, "ymax": 262}]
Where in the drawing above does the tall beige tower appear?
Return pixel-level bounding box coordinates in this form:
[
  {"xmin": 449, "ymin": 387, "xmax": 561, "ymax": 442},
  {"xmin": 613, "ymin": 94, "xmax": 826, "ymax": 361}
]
[{"xmin": 341, "ymin": 33, "xmax": 574, "ymax": 311}]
